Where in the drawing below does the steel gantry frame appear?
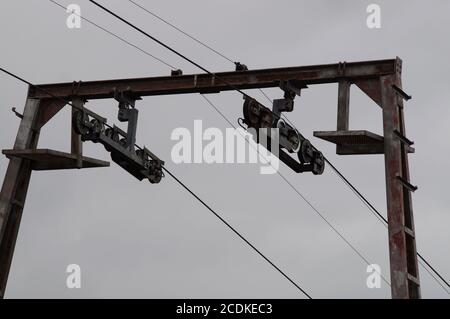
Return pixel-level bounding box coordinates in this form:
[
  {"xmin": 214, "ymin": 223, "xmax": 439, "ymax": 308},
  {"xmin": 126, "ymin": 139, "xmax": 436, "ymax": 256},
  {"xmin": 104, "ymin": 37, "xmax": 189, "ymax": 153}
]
[{"xmin": 0, "ymin": 57, "xmax": 420, "ymax": 298}]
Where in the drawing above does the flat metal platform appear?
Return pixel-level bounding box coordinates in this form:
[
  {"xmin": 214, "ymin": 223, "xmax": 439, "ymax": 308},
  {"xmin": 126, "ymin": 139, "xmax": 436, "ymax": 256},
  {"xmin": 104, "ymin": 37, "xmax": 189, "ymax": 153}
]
[
  {"xmin": 313, "ymin": 130, "xmax": 384, "ymax": 145},
  {"xmin": 2, "ymin": 149, "xmax": 110, "ymax": 170},
  {"xmin": 313, "ymin": 130, "xmax": 414, "ymax": 155}
]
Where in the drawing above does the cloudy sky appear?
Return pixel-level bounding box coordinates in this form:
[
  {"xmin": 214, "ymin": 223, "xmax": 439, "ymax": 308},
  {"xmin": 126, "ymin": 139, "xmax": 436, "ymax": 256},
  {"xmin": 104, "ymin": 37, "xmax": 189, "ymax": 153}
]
[{"xmin": 0, "ymin": 0, "xmax": 449, "ymax": 298}]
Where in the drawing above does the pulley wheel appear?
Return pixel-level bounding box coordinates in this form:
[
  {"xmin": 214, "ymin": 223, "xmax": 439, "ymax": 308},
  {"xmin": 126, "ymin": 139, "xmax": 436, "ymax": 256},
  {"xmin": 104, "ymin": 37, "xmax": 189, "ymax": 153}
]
[
  {"xmin": 73, "ymin": 111, "xmax": 89, "ymax": 135},
  {"xmin": 312, "ymin": 151, "xmax": 325, "ymax": 175},
  {"xmin": 298, "ymin": 139, "xmax": 314, "ymax": 163},
  {"xmin": 104, "ymin": 128, "xmax": 114, "ymax": 151},
  {"xmin": 288, "ymin": 130, "xmax": 301, "ymax": 152}
]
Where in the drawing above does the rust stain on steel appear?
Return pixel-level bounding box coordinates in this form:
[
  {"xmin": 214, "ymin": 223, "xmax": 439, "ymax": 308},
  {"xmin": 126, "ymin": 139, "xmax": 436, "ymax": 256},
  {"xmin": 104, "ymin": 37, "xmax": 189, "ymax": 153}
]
[{"xmin": 28, "ymin": 59, "xmax": 397, "ymax": 100}]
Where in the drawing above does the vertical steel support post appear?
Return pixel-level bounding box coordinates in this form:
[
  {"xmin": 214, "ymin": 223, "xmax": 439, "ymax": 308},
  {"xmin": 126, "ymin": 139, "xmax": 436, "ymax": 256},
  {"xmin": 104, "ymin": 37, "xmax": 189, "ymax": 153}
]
[
  {"xmin": 71, "ymin": 97, "xmax": 84, "ymax": 168},
  {"xmin": 381, "ymin": 58, "xmax": 420, "ymax": 298},
  {"xmin": 337, "ymin": 80, "xmax": 351, "ymax": 131},
  {"xmin": 0, "ymin": 98, "xmax": 42, "ymax": 298}
]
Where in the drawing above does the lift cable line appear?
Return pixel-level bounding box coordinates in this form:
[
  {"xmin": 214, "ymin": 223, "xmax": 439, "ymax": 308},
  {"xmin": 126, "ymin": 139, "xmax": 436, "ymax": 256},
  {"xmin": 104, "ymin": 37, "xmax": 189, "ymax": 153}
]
[
  {"xmin": 121, "ymin": 1, "xmax": 403, "ymax": 225},
  {"xmin": 118, "ymin": 5, "xmax": 447, "ymax": 285},
  {"xmin": 0, "ymin": 60, "xmax": 430, "ymax": 299},
  {"xmin": 124, "ymin": 2, "xmax": 449, "ymax": 286},
  {"xmin": 116, "ymin": 0, "xmax": 388, "ymax": 227},
  {"xmin": 48, "ymin": 0, "xmax": 177, "ymax": 70},
  {"xmin": 324, "ymin": 159, "xmax": 450, "ymax": 293},
  {"xmin": 162, "ymin": 166, "xmax": 312, "ymax": 299},
  {"xmin": 1, "ymin": 68, "xmax": 90, "ymax": 115},
  {"xmin": 87, "ymin": 2, "xmax": 391, "ymax": 280},
  {"xmin": 0, "ymin": 66, "xmax": 136, "ymax": 139},
  {"xmin": 201, "ymin": 94, "xmax": 391, "ymax": 286},
  {"xmin": 92, "ymin": 0, "xmax": 450, "ymax": 292},
  {"xmin": 280, "ymin": 113, "xmax": 450, "ymax": 293},
  {"xmin": 207, "ymin": 93, "xmax": 449, "ymax": 293},
  {"xmin": 128, "ymin": 0, "xmax": 450, "ymax": 289},
  {"xmin": 44, "ymin": 1, "xmax": 330, "ymax": 293},
  {"xmin": 280, "ymin": 110, "xmax": 450, "ymax": 293},
  {"xmin": 0, "ymin": 2, "xmax": 441, "ymax": 297},
  {"xmin": 88, "ymin": 0, "xmax": 275, "ymax": 113},
  {"xmin": 417, "ymin": 254, "xmax": 450, "ymax": 293},
  {"xmin": 64, "ymin": 0, "xmax": 448, "ymax": 293},
  {"xmin": 33, "ymin": 0, "xmax": 446, "ymax": 296},
  {"xmin": 87, "ymin": 0, "xmax": 437, "ymax": 289},
  {"xmin": 126, "ymin": 0, "xmax": 273, "ymax": 104},
  {"xmin": 0, "ymin": 66, "xmax": 312, "ymax": 299},
  {"xmin": 127, "ymin": 0, "xmax": 235, "ymax": 64}
]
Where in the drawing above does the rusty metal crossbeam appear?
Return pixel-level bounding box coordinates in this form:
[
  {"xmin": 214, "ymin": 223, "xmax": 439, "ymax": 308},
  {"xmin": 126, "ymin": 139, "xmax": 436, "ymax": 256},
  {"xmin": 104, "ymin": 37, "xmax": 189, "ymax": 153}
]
[{"xmin": 29, "ymin": 59, "xmax": 397, "ymax": 100}]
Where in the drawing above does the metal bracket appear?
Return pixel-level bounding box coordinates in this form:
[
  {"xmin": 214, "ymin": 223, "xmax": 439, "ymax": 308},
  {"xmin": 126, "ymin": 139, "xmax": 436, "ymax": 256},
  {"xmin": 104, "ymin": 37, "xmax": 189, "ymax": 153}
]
[
  {"xmin": 234, "ymin": 62, "xmax": 248, "ymax": 71},
  {"xmin": 396, "ymin": 175, "xmax": 418, "ymax": 192},
  {"xmin": 273, "ymin": 83, "xmax": 294, "ymax": 114},
  {"xmin": 113, "ymin": 90, "xmax": 143, "ymax": 149},
  {"xmin": 113, "ymin": 89, "xmax": 142, "ymax": 109},
  {"xmin": 272, "ymin": 80, "xmax": 308, "ymax": 115},
  {"xmin": 394, "ymin": 130, "xmax": 414, "ymax": 146},
  {"xmin": 71, "ymin": 81, "xmax": 82, "ymax": 96},
  {"xmin": 279, "ymin": 80, "xmax": 304, "ymax": 97},
  {"xmin": 171, "ymin": 69, "xmax": 183, "ymax": 76},
  {"xmin": 273, "ymin": 98, "xmax": 294, "ymax": 114},
  {"xmin": 392, "ymin": 84, "xmax": 412, "ymax": 101},
  {"xmin": 338, "ymin": 61, "xmax": 347, "ymax": 77},
  {"xmin": 11, "ymin": 107, "xmax": 23, "ymax": 119}
]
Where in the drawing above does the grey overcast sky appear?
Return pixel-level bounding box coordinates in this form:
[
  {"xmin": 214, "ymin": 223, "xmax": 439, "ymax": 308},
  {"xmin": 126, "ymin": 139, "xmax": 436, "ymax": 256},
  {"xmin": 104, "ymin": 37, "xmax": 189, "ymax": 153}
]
[{"xmin": 0, "ymin": 0, "xmax": 449, "ymax": 298}]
